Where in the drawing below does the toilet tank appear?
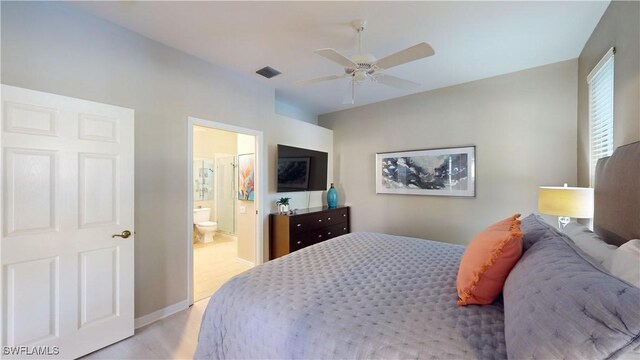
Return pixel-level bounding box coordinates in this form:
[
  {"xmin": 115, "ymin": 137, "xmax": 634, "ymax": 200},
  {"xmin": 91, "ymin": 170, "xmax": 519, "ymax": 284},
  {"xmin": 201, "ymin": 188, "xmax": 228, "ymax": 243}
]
[{"xmin": 193, "ymin": 208, "xmax": 211, "ymax": 224}]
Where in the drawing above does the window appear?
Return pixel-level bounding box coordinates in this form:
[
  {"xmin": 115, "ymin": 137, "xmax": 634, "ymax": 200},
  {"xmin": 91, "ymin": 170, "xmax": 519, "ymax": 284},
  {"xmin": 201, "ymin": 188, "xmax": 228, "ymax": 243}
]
[{"xmin": 587, "ymin": 47, "xmax": 615, "ymax": 186}]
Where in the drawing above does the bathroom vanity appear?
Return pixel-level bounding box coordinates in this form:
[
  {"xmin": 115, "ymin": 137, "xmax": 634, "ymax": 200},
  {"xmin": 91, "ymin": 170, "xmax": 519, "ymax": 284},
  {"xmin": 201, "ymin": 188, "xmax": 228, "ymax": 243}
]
[{"xmin": 269, "ymin": 206, "xmax": 350, "ymax": 260}]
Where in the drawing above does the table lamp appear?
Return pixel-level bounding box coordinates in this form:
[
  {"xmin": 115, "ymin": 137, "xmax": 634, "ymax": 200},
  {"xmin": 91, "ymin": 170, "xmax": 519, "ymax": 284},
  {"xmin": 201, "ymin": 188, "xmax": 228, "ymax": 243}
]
[{"xmin": 538, "ymin": 184, "xmax": 594, "ymax": 229}]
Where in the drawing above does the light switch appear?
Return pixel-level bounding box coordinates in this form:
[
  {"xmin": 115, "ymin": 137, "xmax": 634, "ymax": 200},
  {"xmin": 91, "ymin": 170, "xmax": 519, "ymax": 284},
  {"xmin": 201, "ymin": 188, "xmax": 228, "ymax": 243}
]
[{"xmin": 239, "ymin": 206, "xmax": 246, "ymax": 214}]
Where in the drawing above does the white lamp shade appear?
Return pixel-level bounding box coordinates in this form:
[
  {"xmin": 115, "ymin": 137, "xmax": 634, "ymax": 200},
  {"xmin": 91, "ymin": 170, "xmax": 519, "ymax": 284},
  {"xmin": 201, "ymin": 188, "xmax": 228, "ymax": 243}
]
[{"xmin": 538, "ymin": 186, "xmax": 594, "ymax": 218}]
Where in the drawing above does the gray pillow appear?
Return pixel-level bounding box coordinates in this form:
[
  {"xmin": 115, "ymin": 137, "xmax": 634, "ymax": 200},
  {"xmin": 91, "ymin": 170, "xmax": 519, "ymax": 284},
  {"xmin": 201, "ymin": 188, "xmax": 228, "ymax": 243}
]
[
  {"xmin": 520, "ymin": 213, "xmax": 550, "ymax": 251},
  {"xmin": 564, "ymin": 221, "xmax": 617, "ymax": 264},
  {"xmin": 504, "ymin": 214, "xmax": 640, "ymax": 359}
]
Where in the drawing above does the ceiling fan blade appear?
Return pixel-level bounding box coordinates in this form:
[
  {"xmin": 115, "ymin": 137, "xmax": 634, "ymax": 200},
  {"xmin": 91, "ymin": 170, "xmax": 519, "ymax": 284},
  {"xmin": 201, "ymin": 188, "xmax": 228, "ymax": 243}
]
[
  {"xmin": 296, "ymin": 74, "xmax": 347, "ymax": 86},
  {"xmin": 315, "ymin": 48, "xmax": 357, "ymax": 68},
  {"xmin": 375, "ymin": 42, "xmax": 435, "ymax": 70},
  {"xmin": 376, "ymin": 74, "xmax": 421, "ymax": 90}
]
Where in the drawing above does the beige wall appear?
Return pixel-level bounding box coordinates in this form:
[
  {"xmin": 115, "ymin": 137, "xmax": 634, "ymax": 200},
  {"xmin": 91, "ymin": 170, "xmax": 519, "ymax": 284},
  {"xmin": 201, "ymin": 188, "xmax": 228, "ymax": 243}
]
[
  {"xmin": 236, "ymin": 134, "xmax": 256, "ymax": 263},
  {"xmin": 0, "ymin": 2, "xmax": 333, "ymax": 318},
  {"xmin": 577, "ymin": 0, "xmax": 640, "ymax": 187},
  {"xmin": 193, "ymin": 126, "xmax": 237, "ymax": 222},
  {"xmin": 319, "ymin": 60, "xmax": 578, "ymax": 244}
]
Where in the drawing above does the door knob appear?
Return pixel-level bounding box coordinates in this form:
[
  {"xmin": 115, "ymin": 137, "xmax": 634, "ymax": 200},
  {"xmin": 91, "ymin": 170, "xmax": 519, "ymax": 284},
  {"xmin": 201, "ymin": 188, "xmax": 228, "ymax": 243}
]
[{"xmin": 112, "ymin": 230, "xmax": 132, "ymax": 239}]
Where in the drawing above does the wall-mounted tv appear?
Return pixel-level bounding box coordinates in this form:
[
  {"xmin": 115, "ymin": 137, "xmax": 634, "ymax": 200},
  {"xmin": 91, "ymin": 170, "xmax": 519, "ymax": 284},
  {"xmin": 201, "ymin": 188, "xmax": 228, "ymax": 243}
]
[{"xmin": 277, "ymin": 145, "xmax": 328, "ymax": 192}]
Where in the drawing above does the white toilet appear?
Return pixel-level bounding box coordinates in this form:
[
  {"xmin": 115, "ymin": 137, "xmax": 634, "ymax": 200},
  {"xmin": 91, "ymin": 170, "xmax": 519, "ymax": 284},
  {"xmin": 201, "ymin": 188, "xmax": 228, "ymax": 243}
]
[{"xmin": 193, "ymin": 208, "xmax": 217, "ymax": 243}]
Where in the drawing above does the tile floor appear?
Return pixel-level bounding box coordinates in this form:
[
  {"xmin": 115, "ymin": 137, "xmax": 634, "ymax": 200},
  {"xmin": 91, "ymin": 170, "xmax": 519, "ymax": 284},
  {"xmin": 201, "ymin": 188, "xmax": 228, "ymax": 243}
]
[{"xmin": 193, "ymin": 233, "xmax": 252, "ymax": 301}]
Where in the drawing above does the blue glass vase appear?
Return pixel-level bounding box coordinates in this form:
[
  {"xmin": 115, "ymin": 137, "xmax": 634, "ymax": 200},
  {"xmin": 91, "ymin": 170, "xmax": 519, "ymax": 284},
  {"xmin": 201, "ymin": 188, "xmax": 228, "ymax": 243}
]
[{"xmin": 327, "ymin": 183, "xmax": 338, "ymax": 208}]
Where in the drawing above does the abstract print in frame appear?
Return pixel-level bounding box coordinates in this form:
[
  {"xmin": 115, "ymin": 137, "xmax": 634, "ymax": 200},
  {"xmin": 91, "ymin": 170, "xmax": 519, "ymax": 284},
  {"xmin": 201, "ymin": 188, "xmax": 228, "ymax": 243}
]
[
  {"xmin": 376, "ymin": 146, "xmax": 475, "ymax": 197},
  {"xmin": 238, "ymin": 153, "xmax": 255, "ymax": 201}
]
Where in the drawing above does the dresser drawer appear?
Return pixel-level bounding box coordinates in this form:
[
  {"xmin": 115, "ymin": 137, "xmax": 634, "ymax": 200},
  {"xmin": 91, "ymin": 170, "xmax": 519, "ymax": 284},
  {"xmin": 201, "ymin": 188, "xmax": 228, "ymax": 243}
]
[
  {"xmin": 309, "ymin": 229, "xmax": 327, "ymax": 244},
  {"xmin": 331, "ymin": 208, "xmax": 349, "ymax": 222},
  {"xmin": 290, "ymin": 233, "xmax": 311, "ymax": 252},
  {"xmin": 291, "ymin": 213, "xmax": 324, "ymax": 233},
  {"xmin": 332, "ymin": 222, "xmax": 350, "ymax": 237},
  {"xmin": 326, "ymin": 222, "xmax": 349, "ymax": 239},
  {"xmin": 310, "ymin": 222, "xmax": 349, "ymax": 244},
  {"xmin": 319, "ymin": 209, "xmax": 347, "ymax": 226}
]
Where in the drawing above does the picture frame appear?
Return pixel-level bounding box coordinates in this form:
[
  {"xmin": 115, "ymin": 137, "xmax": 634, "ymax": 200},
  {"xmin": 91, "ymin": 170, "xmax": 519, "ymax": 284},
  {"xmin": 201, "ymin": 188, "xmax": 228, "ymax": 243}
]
[
  {"xmin": 238, "ymin": 153, "xmax": 255, "ymax": 201},
  {"xmin": 376, "ymin": 146, "xmax": 476, "ymax": 197}
]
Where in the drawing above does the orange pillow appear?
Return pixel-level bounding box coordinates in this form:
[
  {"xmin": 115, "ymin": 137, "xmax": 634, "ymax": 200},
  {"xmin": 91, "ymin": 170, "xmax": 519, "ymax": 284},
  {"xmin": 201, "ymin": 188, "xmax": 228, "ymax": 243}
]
[{"xmin": 457, "ymin": 214, "xmax": 523, "ymax": 306}]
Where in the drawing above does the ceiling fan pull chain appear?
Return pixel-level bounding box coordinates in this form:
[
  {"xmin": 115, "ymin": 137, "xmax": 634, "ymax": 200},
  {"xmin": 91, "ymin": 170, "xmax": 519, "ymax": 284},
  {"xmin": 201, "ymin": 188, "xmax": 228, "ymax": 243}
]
[
  {"xmin": 351, "ymin": 80, "xmax": 355, "ymax": 104},
  {"xmin": 358, "ymin": 26, "xmax": 362, "ymax": 54}
]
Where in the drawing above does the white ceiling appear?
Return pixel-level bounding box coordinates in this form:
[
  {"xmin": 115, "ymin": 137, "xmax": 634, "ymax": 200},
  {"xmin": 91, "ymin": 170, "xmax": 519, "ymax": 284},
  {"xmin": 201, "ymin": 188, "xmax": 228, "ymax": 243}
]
[{"xmin": 72, "ymin": 1, "xmax": 609, "ymax": 117}]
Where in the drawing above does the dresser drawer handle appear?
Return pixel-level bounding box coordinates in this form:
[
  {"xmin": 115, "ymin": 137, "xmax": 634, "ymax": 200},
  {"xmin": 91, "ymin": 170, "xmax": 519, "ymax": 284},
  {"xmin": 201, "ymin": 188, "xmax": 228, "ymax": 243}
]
[
  {"xmin": 327, "ymin": 232, "xmax": 332, "ymax": 235},
  {"xmin": 318, "ymin": 234, "xmax": 322, "ymax": 238},
  {"xmin": 318, "ymin": 219, "xmax": 322, "ymax": 223},
  {"xmin": 297, "ymin": 241, "xmax": 302, "ymax": 244},
  {"xmin": 328, "ymin": 217, "xmax": 331, "ymax": 220},
  {"xmin": 296, "ymin": 224, "xmax": 302, "ymax": 227},
  {"xmin": 343, "ymin": 214, "xmax": 346, "ymax": 217},
  {"xmin": 343, "ymin": 227, "xmax": 347, "ymax": 231}
]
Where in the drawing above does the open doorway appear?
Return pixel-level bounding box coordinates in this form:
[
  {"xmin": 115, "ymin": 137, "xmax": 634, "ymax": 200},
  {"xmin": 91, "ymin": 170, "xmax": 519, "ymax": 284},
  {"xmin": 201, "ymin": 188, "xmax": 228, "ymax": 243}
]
[{"xmin": 187, "ymin": 117, "xmax": 263, "ymax": 304}]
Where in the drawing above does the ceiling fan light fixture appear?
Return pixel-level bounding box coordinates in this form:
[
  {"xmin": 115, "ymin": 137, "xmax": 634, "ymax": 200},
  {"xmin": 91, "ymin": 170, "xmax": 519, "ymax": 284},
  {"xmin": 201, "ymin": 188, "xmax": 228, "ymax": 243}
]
[{"xmin": 353, "ymin": 70, "xmax": 368, "ymax": 82}]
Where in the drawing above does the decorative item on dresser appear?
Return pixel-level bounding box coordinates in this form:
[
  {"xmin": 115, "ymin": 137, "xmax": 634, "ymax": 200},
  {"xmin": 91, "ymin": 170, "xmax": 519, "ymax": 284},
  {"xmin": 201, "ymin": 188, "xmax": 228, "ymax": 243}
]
[
  {"xmin": 276, "ymin": 197, "xmax": 291, "ymax": 214},
  {"xmin": 327, "ymin": 183, "xmax": 338, "ymax": 208},
  {"xmin": 269, "ymin": 206, "xmax": 350, "ymax": 259}
]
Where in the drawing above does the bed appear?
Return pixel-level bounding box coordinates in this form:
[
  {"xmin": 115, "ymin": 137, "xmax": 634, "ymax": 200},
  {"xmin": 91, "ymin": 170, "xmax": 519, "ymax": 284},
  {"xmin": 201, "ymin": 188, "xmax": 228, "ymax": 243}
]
[{"xmin": 195, "ymin": 142, "xmax": 640, "ymax": 360}]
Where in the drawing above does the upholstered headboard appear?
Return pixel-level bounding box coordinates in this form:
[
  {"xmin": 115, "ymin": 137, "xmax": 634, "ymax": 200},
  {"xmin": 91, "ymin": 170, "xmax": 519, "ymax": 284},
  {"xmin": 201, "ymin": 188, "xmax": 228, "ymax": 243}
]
[{"xmin": 593, "ymin": 141, "xmax": 640, "ymax": 246}]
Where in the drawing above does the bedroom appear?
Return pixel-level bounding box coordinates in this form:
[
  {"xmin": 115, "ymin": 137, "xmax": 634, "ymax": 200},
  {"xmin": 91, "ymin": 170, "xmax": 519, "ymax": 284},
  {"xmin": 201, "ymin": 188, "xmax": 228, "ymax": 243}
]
[{"xmin": 0, "ymin": 1, "xmax": 638, "ymax": 359}]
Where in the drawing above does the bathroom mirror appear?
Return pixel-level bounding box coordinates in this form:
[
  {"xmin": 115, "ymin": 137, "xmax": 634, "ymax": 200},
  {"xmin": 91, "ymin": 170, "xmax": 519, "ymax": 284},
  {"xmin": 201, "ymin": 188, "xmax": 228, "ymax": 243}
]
[{"xmin": 194, "ymin": 158, "xmax": 214, "ymax": 200}]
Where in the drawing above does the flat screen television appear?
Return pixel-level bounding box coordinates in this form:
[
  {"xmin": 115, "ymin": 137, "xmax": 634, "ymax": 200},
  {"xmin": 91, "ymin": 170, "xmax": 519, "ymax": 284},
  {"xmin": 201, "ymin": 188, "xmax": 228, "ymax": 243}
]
[{"xmin": 277, "ymin": 145, "xmax": 328, "ymax": 192}]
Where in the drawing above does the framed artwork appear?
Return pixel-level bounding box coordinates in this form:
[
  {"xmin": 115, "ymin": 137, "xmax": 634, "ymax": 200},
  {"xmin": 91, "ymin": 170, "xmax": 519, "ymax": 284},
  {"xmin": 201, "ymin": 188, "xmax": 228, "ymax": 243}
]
[
  {"xmin": 376, "ymin": 146, "xmax": 475, "ymax": 197},
  {"xmin": 238, "ymin": 153, "xmax": 255, "ymax": 201}
]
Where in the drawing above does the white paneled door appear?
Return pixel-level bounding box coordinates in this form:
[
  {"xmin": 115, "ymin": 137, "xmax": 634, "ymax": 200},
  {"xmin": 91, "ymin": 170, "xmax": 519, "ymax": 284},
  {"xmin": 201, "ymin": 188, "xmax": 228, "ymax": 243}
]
[{"xmin": 1, "ymin": 85, "xmax": 134, "ymax": 358}]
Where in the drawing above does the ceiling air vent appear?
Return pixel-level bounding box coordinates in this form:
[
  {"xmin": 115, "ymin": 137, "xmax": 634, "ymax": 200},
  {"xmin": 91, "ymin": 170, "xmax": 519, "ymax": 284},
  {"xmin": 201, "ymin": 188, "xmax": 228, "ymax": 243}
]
[{"xmin": 256, "ymin": 66, "xmax": 281, "ymax": 79}]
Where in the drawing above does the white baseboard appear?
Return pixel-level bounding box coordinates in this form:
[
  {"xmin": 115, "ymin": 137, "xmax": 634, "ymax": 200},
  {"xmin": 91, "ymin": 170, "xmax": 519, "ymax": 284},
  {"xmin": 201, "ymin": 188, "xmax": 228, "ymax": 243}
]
[
  {"xmin": 134, "ymin": 299, "xmax": 190, "ymax": 329},
  {"xmin": 236, "ymin": 257, "xmax": 255, "ymax": 267}
]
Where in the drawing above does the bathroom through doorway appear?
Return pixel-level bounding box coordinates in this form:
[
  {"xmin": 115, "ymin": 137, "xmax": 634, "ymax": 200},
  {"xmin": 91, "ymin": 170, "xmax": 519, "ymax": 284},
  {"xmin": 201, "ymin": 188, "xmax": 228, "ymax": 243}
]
[{"xmin": 187, "ymin": 118, "xmax": 262, "ymax": 303}]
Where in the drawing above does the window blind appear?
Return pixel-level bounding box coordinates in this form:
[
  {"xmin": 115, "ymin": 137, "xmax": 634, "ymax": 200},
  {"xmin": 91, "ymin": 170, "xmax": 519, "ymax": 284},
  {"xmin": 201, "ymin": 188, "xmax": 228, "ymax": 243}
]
[{"xmin": 587, "ymin": 48, "xmax": 614, "ymax": 186}]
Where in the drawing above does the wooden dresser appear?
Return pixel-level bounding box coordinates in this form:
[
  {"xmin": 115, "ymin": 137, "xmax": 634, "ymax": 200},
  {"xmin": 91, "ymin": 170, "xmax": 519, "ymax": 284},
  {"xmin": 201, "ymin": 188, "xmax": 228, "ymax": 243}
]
[{"xmin": 269, "ymin": 206, "xmax": 350, "ymax": 260}]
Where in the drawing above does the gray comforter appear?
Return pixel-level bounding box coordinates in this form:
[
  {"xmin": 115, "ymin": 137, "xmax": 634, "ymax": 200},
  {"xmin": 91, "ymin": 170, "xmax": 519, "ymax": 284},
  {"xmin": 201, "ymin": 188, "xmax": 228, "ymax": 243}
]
[{"xmin": 195, "ymin": 232, "xmax": 507, "ymax": 359}]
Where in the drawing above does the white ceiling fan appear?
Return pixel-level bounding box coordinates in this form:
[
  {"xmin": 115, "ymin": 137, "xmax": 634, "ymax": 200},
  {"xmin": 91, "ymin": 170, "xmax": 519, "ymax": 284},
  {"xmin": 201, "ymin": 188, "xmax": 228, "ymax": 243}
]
[{"xmin": 299, "ymin": 20, "xmax": 435, "ymax": 104}]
